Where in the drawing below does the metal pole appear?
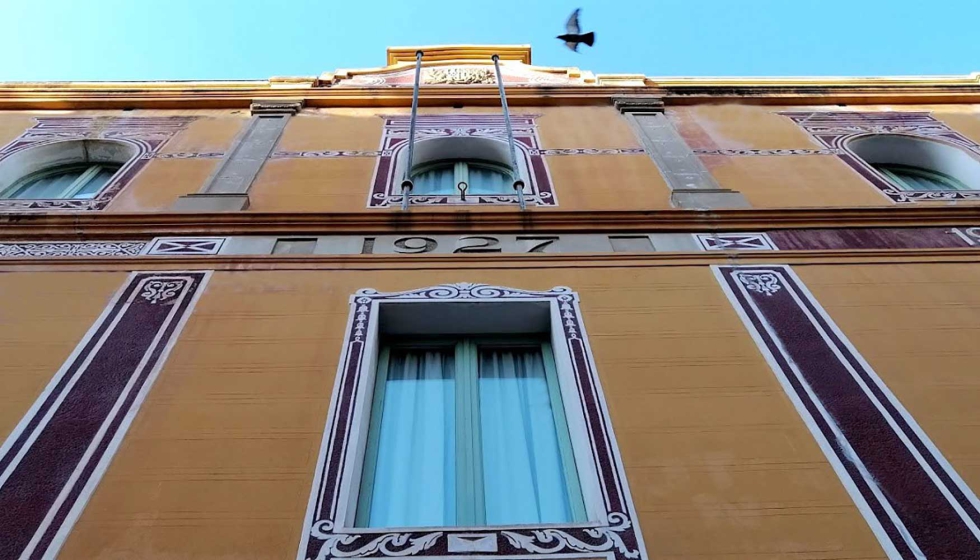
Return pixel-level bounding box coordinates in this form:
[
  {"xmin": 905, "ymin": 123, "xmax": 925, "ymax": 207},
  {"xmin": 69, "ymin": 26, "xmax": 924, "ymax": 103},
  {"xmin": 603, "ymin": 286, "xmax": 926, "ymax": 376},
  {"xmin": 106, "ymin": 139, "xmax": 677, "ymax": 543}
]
[
  {"xmin": 492, "ymin": 54, "xmax": 526, "ymax": 211},
  {"xmin": 401, "ymin": 50, "xmax": 423, "ymax": 211}
]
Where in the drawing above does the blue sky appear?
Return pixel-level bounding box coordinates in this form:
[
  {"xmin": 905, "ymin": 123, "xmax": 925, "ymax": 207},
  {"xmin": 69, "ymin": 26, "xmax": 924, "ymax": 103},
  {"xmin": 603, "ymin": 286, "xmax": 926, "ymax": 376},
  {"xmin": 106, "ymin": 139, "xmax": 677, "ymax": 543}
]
[{"xmin": 1, "ymin": 0, "xmax": 978, "ymax": 81}]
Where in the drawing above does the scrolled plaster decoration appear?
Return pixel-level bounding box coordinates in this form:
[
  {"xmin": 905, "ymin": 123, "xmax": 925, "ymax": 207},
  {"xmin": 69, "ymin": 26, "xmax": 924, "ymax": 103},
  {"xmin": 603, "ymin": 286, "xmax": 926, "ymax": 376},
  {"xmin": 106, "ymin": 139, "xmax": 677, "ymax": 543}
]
[
  {"xmin": 735, "ymin": 272, "xmax": 782, "ymax": 296},
  {"xmin": 502, "ymin": 512, "xmax": 639, "ymax": 559},
  {"xmin": 310, "ymin": 522, "xmax": 442, "ymax": 560},
  {"xmin": 139, "ymin": 279, "xmax": 187, "ymax": 304}
]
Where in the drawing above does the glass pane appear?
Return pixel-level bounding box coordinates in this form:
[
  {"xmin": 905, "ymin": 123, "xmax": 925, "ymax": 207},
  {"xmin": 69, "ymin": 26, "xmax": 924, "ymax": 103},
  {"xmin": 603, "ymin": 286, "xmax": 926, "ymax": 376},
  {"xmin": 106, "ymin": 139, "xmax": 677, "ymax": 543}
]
[
  {"xmin": 364, "ymin": 348, "xmax": 456, "ymax": 527},
  {"xmin": 412, "ymin": 165, "xmax": 456, "ymax": 195},
  {"xmin": 478, "ymin": 347, "xmax": 574, "ymax": 525},
  {"xmin": 73, "ymin": 166, "xmax": 117, "ymax": 199},
  {"xmin": 9, "ymin": 169, "xmax": 83, "ymax": 199},
  {"xmin": 468, "ymin": 165, "xmax": 512, "ymax": 195}
]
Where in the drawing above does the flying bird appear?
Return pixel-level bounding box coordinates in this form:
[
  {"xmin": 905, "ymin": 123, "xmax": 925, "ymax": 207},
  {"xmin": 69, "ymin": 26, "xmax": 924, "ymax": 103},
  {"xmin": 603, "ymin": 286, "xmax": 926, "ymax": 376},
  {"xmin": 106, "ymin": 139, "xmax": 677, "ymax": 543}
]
[{"xmin": 557, "ymin": 9, "xmax": 595, "ymax": 52}]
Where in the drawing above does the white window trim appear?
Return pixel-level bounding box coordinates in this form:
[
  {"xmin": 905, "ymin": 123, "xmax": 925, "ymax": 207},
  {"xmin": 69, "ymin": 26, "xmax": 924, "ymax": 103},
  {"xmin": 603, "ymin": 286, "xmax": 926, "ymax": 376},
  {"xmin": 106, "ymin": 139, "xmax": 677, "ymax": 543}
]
[{"xmin": 297, "ymin": 283, "xmax": 647, "ymax": 560}]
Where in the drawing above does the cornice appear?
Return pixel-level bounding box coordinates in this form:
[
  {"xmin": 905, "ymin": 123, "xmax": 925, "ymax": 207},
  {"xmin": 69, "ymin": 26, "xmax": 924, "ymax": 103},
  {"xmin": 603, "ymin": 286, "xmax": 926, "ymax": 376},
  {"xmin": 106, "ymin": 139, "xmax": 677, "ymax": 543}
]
[
  {"xmin": 0, "ymin": 249, "xmax": 978, "ymax": 272},
  {"xmin": 1, "ymin": 61, "xmax": 978, "ymax": 109},
  {"xmin": 0, "ymin": 207, "xmax": 978, "ymax": 239}
]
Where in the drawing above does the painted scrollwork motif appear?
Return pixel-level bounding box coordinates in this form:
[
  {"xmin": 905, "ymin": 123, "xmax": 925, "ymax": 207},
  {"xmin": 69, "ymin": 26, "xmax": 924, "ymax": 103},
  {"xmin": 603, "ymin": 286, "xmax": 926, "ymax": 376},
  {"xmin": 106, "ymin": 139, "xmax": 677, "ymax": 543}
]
[
  {"xmin": 884, "ymin": 188, "xmax": 980, "ymax": 202},
  {"xmin": 735, "ymin": 272, "xmax": 782, "ymax": 297},
  {"xmin": 139, "ymin": 279, "xmax": 186, "ymax": 304},
  {"xmin": 0, "ymin": 242, "xmax": 146, "ymax": 257},
  {"xmin": 502, "ymin": 512, "xmax": 639, "ymax": 559},
  {"xmin": 367, "ymin": 282, "xmax": 572, "ymax": 301},
  {"xmin": 309, "ymin": 521, "xmax": 442, "ymax": 559}
]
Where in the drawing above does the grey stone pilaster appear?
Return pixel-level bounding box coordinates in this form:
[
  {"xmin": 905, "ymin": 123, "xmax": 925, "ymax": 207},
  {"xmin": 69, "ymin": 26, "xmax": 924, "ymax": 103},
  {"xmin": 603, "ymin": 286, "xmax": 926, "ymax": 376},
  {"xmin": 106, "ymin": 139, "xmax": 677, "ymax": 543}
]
[
  {"xmin": 615, "ymin": 96, "xmax": 750, "ymax": 210},
  {"xmin": 173, "ymin": 99, "xmax": 303, "ymax": 212}
]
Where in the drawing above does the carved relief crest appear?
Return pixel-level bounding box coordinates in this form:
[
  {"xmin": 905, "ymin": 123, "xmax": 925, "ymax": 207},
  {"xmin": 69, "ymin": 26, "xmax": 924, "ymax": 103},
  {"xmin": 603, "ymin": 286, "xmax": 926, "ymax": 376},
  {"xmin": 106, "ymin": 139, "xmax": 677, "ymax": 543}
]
[{"xmin": 423, "ymin": 67, "xmax": 496, "ymax": 85}]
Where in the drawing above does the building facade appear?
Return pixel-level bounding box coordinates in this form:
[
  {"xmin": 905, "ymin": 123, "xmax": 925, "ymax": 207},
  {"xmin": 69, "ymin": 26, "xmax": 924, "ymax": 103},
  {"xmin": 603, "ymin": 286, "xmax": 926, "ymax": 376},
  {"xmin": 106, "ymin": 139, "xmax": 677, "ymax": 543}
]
[{"xmin": 1, "ymin": 45, "xmax": 980, "ymax": 559}]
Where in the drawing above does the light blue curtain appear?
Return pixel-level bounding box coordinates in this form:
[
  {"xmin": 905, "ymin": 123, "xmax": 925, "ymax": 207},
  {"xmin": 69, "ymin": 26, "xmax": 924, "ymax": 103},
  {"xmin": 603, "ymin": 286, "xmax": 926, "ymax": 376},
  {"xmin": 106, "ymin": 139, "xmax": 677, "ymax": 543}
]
[
  {"xmin": 468, "ymin": 166, "xmax": 512, "ymax": 195},
  {"xmin": 890, "ymin": 168, "xmax": 949, "ymax": 191},
  {"xmin": 11, "ymin": 169, "xmax": 81, "ymax": 199},
  {"xmin": 479, "ymin": 348, "xmax": 573, "ymax": 525},
  {"xmin": 411, "ymin": 163, "xmax": 512, "ymax": 196},
  {"xmin": 74, "ymin": 167, "xmax": 116, "ymax": 198},
  {"xmin": 366, "ymin": 349, "xmax": 456, "ymax": 527},
  {"xmin": 412, "ymin": 165, "xmax": 456, "ymax": 195},
  {"xmin": 877, "ymin": 164, "xmax": 971, "ymax": 192},
  {"xmin": 9, "ymin": 165, "xmax": 115, "ymax": 199}
]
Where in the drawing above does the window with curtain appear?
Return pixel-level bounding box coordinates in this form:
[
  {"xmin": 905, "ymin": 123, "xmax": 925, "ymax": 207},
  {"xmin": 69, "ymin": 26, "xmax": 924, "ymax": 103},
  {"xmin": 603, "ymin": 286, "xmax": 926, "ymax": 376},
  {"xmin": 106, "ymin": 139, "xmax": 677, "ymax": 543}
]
[
  {"xmin": 1, "ymin": 163, "xmax": 121, "ymax": 200},
  {"xmin": 411, "ymin": 160, "xmax": 514, "ymax": 196},
  {"xmin": 355, "ymin": 338, "xmax": 586, "ymax": 528},
  {"xmin": 874, "ymin": 163, "xmax": 973, "ymax": 192}
]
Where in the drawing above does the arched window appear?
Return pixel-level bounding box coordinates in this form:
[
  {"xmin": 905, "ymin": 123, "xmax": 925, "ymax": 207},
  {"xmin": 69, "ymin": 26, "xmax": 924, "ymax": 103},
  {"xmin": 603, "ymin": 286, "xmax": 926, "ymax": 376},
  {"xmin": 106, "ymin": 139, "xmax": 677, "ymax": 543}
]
[
  {"xmin": 397, "ymin": 136, "xmax": 524, "ymax": 200},
  {"xmin": 0, "ymin": 139, "xmax": 138, "ymax": 200},
  {"xmin": 3, "ymin": 163, "xmax": 121, "ymax": 199},
  {"xmin": 848, "ymin": 134, "xmax": 980, "ymax": 193},
  {"xmin": 411, "ymin": 160, "xmax": 514, "ymax": 196}
]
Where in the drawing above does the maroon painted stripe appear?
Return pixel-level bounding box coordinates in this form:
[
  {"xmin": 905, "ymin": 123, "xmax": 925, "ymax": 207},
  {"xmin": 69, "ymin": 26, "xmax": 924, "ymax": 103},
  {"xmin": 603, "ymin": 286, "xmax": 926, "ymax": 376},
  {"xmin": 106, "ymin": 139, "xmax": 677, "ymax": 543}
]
[
  {"xmin": 719, "ymin": 266, "xmax": 980, "ymax": 558},
  {"xmin": 0, "ymin": 272, "xmax": 206, "ymax": 559},
  {"xmin": 721, "ymin": 270, "xmax": 917, "ymax": 558},
  {"xmin": 767, "ymin": 228, "xmax": 970, "ymax": 250}
]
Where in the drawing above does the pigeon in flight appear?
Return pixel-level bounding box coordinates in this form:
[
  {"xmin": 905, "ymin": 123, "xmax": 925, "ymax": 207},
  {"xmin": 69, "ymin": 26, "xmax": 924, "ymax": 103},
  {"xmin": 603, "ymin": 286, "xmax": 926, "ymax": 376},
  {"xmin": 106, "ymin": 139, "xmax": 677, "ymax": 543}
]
[{"xmin": 557, "ymin": 9, "xmax": 595, "ymax": 52}]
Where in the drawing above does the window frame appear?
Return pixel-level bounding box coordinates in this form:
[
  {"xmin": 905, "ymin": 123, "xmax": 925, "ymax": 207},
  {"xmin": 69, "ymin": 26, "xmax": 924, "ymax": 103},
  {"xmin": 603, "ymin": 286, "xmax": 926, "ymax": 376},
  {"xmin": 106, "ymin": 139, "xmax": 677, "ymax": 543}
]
[
  {"xmin": 2, "ymin": 162, "xmax": 121, "ymax": 200},
  {"xmin": 354, "ymin": 336, "xmax": 586, "ymax": 528}
]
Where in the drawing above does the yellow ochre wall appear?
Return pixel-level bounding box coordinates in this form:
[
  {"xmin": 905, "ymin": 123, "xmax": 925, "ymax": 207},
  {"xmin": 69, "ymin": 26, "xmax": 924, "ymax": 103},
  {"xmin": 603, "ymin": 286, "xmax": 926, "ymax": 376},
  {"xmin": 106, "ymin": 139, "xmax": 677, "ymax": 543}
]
[
  {"xmin": 0, "ymin": 263, "xmax": 923, "ymax": 560},
  {"xmin": 7, "ymin": 103, "xmax": 980, "ymax": 213},
  {"xmin": 0, "ymin": 271, "xmax": 127, "ymax": 441},
  {"xmin": 247, "ymin": 106, "xmax": 669, "ymax": 213}
]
